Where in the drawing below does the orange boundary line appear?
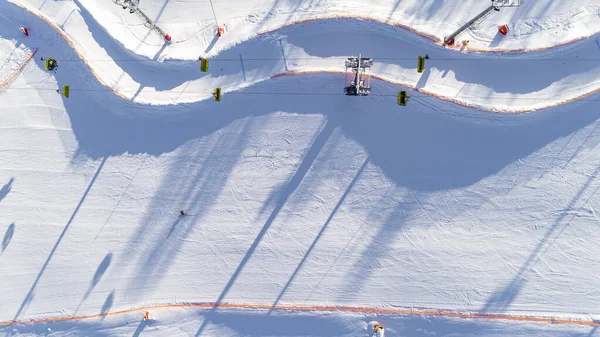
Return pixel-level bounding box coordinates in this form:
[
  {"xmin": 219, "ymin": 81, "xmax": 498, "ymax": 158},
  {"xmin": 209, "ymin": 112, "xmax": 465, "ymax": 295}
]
[
  {"xmin": 271, "ymin": 70, "xmax": 600, "ymax": 114},
  {"xmin": 256, "ymin": 14, "xmax": 597, "ymax": 53},
  {"xmin": 1, "ymin": 302, "xmax": 599, "ymax": 328},
  {"xmin": 0, "ymin": 48, "xmax": 37, "ymax": 89},
  {"xmin": 10, "ymin": 1, "xmax": 129, "ymax": 100}
]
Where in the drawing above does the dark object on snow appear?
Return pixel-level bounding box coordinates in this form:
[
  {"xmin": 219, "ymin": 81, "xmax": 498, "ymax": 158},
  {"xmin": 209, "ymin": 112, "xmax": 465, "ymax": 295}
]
[
  {"xmin": 344, "ymin": 54, "xmax": 372, "ymax": 96},
  {"xmin": 44, "ymin": 57, "xmax": 58, "ymax": 71},
  {"xmin": 180, "ymin": 210, "xmax": 185, "ymax": 216}
]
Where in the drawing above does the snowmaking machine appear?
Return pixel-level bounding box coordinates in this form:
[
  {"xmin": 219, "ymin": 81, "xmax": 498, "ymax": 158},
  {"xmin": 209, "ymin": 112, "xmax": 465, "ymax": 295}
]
[
  {"xmin": 344, "ymin": 54, "xmax": 372, "ymax": 96},
  {"xmin": 373, "ymin": 323, "xmax": 385, "ymax": 337}
]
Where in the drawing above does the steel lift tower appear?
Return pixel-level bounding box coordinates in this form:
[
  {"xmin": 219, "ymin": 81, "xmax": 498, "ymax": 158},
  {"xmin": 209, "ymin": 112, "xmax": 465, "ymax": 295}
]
[{"xmin": 344, "ymin": 54, "xmax": 373, "ymax": 96}]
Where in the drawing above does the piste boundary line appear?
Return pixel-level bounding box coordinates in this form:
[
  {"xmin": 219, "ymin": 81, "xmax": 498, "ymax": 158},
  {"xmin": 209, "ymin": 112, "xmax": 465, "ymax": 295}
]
[
  {"xmin": 0, "ymin": 48, "xmax": 37, "ymax": 89},
  {"xmin": 1, "ymin": 302, "xmax": 599, "ymax": 328}
]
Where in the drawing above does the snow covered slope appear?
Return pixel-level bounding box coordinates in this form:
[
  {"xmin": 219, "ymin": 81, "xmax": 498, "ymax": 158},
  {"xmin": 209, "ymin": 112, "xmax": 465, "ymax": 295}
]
[
  {"xmin": 4, "ymin": 1, "xmax": 600, "ymax": 111},
  {"xmin": 13, "ymin": 0, "xmax": 600, "ymax": 60},
  {"xmin": 2, "ymin": 0, "xmax": 600, "ymax": 336}
]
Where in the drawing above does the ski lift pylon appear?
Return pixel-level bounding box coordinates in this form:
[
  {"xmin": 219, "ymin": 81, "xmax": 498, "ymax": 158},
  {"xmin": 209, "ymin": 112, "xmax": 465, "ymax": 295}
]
[{"xmin": 344, "ymin": 54, "xmax": 372, "ymax": 96}]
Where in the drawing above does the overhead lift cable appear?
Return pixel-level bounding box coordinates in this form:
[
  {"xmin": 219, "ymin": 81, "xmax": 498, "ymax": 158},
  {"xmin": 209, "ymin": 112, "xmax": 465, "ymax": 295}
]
[{"xmin": 4, "ymin": 86, "xmax": 600, "ymax": 102}]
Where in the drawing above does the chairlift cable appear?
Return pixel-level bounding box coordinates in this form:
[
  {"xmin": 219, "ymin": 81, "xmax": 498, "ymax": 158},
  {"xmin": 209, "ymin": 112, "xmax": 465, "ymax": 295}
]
[{"xmin": 4, "ymin": 86, "xmax": 600, "ymax": 102}]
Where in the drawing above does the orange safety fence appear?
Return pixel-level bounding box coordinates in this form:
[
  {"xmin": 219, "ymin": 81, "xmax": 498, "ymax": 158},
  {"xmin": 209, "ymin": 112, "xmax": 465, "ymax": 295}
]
[
  {"xmin": 11, "ymin": 1, "xmax": 129, "ymax": 100},
  {"xmin": 1, "ymin": 301, "xmax": 600, "ymax": 328},
  {"xmin": 257, "ymin": 14, "xmax": 597, "ymax": 53},
  {"xmin": 0, "ymin": 48, "xmax": 37, "ymax": 89}
]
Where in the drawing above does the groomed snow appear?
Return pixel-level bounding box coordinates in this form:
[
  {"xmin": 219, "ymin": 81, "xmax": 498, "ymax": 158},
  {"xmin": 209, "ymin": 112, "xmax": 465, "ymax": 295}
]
[{"xmin": 2, "ymin": 0, "xmax": 600, "ymax": 336}]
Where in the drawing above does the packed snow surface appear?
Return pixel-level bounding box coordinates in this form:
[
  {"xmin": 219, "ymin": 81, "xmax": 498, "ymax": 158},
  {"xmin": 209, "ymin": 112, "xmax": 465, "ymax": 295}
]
[{"xmin": 1, "ymin": 0, "xmax": 600, "ymax": 335}]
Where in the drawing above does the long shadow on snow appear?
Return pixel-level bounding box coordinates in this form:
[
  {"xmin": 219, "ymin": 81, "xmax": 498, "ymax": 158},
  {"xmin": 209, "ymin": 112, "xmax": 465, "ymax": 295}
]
[
  {"xmin": 1, "ymin": 309, "xmax": 592, "ymax": 336},
  {"xmin": 75, "ymin": 252, "xmax": 113, "ymax": 314},
  {"xmin": 481, "ymin": 165, "xmax": 600, "ymax": 313},
  {"xmin": 56, "ymin": 60, "xmax": 600, "ymax": 192},
  {"xmin": 1, "ymin": 223, "xmax": 15, "ymax": 253},
  {"xmin": 200, "ymin": 309, "xmax": 353, "ymax": 336},
  {"xmin": 193, "ymin": 118, "xmax": 338, "ymax": 337},
  {"xmin": 10, "ymin": 158, "xmax": 106, "ymax": 322},
  {"xmin": 120, "ymin": 116, "xmax": 255, "ymax": 301},
  {"xmin": 69, "ymin": 0, "xmax": 200, "ymax": 91},
  {"xmin": 15, "ymin": 0, "xmax": 600, "ymax": 193},
  {"xmin": 270, "ymin": 157, "xmax": 371, "ymax": 308},
  {"xmin": 337, "ymin": 186, "xmax": 419, "ymax": 302},
  {"xmin": 0, "ymin": 178, "xmax": 14, "ymax": 202},
  {"xmin": 377, "ymin": 313, "xmax": 595, "ymax": 337},
  {"xmin": 19, "ymin": 0, "xmax": 600, "ymax": 101},
  {"xmin": 0, "ymin": 320, "xmax": 113, "ymax": 337},
  {"xmin": 283, "ymin": 18, "xmax": 600, "ymax": 94},
  {"xmin": 64, "ymin": 0, "xmax": 288, "ymax": 92}
]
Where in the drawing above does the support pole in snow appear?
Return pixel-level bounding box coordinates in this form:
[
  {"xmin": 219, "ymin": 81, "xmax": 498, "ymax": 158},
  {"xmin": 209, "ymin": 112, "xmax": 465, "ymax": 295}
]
[
  {"xmin": 208, "ymin": 0, "xmax": 224, "ymax": 37},
  {"xmin": 443, "ymin": 1, "xmax": 499, "ymax": 45},
  {"xmin": 114, "ymin": 0, "xmax": 172, "ymax": 41}
]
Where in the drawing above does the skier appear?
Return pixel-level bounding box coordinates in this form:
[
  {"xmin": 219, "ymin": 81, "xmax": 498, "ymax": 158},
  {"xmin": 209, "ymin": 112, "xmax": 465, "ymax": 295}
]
[
  {"xmin": 180, "ymin": 210, "xmax": 185, "ymax": 216},
  {"xmin": 20, "ymin": 27, "xmax": 29, "ymax": 36}
]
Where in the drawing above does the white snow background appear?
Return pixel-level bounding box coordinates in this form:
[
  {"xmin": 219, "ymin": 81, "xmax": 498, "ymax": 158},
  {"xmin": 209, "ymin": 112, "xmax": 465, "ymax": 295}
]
[{"xmin": 1, "ymin": 0, "xmax": 600, "ymax": 335}]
